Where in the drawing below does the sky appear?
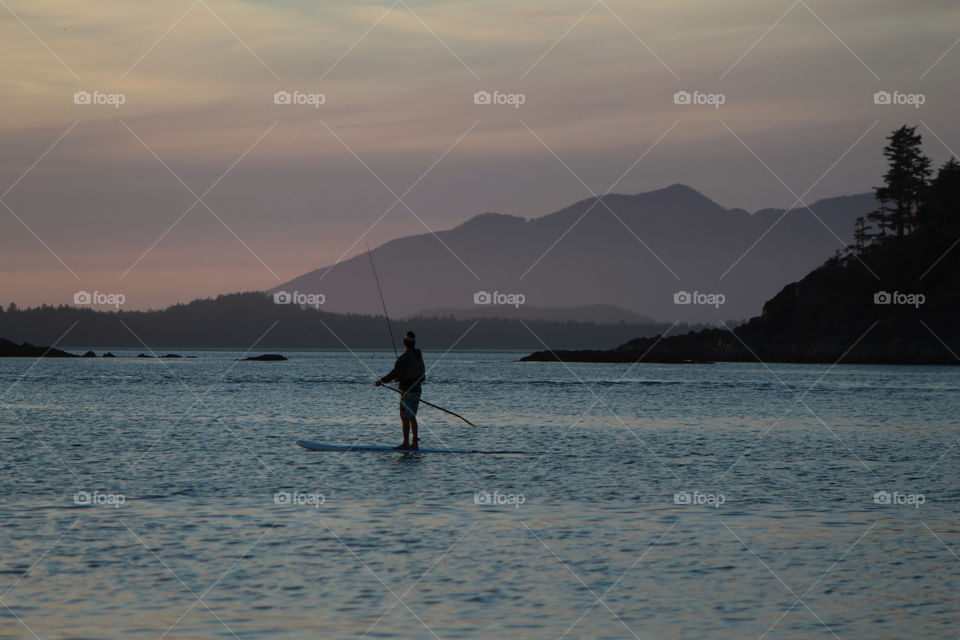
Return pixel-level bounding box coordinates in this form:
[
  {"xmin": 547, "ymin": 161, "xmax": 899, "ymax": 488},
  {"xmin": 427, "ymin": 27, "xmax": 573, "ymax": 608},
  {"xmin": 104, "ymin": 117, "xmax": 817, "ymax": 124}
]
[{"xmin": 1, "ymin": 0, "xmax": 958, "ymax": 310}]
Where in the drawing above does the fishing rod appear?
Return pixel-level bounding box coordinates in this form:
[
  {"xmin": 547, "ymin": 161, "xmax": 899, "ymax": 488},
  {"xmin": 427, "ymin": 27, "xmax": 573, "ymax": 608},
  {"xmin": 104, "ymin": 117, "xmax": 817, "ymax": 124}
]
[
  {"xmin": 365, "ymin": 242, "xmax": 476, "ymax": 428},
  {"xmin": 367, "ymin": 242, "xmax": 398, "ymax": 358}
]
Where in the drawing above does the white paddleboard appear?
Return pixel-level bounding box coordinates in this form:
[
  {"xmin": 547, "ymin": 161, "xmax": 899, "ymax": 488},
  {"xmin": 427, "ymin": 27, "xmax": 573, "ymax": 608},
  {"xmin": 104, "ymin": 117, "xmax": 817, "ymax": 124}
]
[{"xmin": 295, "ymin": 440, "xmax": 522, "ymax": 455}]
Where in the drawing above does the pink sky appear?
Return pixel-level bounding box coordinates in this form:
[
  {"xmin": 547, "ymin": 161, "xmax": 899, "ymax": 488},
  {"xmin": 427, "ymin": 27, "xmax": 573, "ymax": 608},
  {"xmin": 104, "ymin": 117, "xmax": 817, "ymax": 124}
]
[{"xmin": 1, "ymin": 0, "xmax": 957, "ymax": 309}]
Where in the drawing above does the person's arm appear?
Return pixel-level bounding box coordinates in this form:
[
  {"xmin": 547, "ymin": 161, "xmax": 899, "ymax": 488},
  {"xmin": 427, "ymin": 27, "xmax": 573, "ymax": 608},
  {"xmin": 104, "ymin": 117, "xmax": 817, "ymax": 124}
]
[{"xmin": 378, "ymin": 354, "xmax": 405, "ymax": 385}]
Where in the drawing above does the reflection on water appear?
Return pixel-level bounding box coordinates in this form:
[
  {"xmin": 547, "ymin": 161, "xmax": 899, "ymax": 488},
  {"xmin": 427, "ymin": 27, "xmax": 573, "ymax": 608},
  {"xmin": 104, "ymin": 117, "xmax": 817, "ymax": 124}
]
[{"xmin": 0, "ymin": 352, "xmax": 957, "ymax": 639}]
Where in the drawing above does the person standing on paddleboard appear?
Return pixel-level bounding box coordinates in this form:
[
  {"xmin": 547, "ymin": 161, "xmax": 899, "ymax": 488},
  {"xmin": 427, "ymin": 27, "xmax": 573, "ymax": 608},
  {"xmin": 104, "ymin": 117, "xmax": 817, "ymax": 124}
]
[{"xmin": 376, "ymin": 331, "xmax": 426, "ymax": 450}]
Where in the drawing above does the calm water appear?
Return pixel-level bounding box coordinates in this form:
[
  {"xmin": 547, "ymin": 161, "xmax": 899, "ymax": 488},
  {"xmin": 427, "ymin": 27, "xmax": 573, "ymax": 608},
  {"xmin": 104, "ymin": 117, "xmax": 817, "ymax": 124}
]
[{"xmin": 0, "ymin": 350, "xmax": 957, "ymax": 639}]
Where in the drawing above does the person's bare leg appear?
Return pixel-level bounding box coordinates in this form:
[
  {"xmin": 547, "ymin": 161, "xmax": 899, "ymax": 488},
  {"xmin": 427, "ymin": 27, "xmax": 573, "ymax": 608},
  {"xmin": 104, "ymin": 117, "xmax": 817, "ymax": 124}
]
[
  {"xmin": 401, "ymin": 417, "xmax": 410, "ymax": 448},
  {"xmin": 409, "ymin": 417, "xmax": 418, "ymax": 449}
]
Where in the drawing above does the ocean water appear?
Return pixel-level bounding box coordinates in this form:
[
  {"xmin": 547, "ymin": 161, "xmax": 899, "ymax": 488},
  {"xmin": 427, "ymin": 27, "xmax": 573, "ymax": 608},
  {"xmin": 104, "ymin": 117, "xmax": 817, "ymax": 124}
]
[{"xmin": 0, "ymin": 350, "xmax": 957, "ymax": 639}]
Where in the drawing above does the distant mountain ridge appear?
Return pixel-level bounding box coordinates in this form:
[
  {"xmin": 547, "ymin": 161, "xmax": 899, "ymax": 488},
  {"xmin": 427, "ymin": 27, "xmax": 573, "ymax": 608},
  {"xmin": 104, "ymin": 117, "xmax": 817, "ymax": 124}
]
[
  {"xmin": 405, "ymin": 304, "xmax": 653, "ymax": 324},
  {"xmin": 272, "ymin": 184, "xmax": 876, "ymax": 321},
  {"xmin": 0, "ymin": 293, "xmax": 686, "ymax": 351}
]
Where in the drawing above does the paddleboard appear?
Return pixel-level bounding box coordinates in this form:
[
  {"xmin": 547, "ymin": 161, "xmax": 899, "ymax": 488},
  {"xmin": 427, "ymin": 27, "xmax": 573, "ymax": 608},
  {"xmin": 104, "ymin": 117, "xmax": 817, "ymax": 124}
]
[{"xmin": 295, "ymin": 440, "xmax": 523, "ymax": 455}]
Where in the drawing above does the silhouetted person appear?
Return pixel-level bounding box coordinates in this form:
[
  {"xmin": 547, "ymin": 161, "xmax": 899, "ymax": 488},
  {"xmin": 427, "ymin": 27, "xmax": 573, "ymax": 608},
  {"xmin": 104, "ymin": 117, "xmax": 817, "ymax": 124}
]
[{"xmin": 376, "ymin": 331, "xmax": 425, "ymax": 450}]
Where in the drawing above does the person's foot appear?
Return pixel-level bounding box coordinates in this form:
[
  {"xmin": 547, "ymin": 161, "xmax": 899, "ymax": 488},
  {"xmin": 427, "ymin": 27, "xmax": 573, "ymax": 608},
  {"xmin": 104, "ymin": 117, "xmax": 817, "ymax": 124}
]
[
  {"xmin": 409, "ymin": 441, "xmax": 419, "ymax": 450},
  {"xmin": 394, "ymin": 442, "xmax": 410, "ymax": 450}
]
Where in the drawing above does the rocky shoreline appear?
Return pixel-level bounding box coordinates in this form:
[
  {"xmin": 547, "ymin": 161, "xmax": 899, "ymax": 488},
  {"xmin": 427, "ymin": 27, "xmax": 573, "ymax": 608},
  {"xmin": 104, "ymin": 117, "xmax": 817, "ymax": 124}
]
[{"xmin": 0, "ymin": 339, "xmax": 284, "ymax": 361}]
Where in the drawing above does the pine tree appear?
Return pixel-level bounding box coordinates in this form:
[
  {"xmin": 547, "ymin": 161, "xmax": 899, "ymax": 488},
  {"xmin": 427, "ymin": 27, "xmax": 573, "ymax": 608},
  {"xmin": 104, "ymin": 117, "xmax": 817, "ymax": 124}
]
[
  {"xmin": 867, "ymin": 202, "xmax": 889, "ymax": 239},
  {"xmin": 852, "ymin": 215, "xmax": 872, "ymax": 253},
  {"xmin": 874, "ymin": 125, "xmax": 932, "ymax": 239}
]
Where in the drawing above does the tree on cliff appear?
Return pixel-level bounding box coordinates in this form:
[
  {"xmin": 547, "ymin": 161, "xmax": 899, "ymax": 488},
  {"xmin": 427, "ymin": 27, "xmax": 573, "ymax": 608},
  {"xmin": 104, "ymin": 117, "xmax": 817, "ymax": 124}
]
[
  {"xmin": 855, "ymin": 125, "xmax": 959, "ymax": 258},
  {"xmin": 851, "ymin": 215, "xmax": 872, "ymax": 252},
  {"xmin": 872, "ymin": 125, "xmax": 932, "ymax": 240}
]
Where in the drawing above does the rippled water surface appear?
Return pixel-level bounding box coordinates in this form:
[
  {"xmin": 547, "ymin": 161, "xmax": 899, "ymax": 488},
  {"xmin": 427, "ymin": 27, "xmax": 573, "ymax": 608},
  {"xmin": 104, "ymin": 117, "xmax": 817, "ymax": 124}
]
[{"xmin": 1, "ymin": 350, "xmax": 957, "ymax": 639}]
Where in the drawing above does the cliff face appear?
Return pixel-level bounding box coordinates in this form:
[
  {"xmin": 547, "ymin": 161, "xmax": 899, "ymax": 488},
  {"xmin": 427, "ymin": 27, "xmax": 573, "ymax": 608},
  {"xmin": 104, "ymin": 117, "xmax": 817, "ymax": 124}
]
[{"xmin": 522, "ymin": 234, "xmax": 960, "ymax": 365}]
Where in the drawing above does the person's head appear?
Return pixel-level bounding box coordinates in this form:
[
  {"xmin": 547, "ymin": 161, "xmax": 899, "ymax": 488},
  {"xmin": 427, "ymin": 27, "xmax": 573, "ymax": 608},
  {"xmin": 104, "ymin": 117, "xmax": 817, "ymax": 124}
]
[{"xmin": 402, "ymin": 331, "xmax": 416, "ymax": 350}]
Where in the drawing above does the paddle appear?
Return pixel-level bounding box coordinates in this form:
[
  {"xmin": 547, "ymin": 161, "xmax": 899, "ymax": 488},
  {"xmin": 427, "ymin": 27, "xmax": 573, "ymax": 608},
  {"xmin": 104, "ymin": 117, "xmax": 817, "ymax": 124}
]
[{"xmin": 379, "ymin": 383, "xmax": 477, "ymax": 427}]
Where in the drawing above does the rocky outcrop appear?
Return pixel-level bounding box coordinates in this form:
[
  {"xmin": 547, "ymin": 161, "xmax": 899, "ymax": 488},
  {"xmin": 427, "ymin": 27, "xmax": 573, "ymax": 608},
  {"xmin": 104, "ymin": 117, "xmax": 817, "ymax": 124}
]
[{"xmin": 0, "ymin": 339, "xmax": 77, "ymax": 358}]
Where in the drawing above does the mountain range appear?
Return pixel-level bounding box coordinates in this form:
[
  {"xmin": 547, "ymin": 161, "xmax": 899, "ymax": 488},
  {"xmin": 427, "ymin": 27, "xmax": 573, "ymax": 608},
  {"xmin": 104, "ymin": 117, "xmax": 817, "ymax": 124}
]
[{"xmin": 272, "ymin": 184, "xmax": 876, "ymax": 322}]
